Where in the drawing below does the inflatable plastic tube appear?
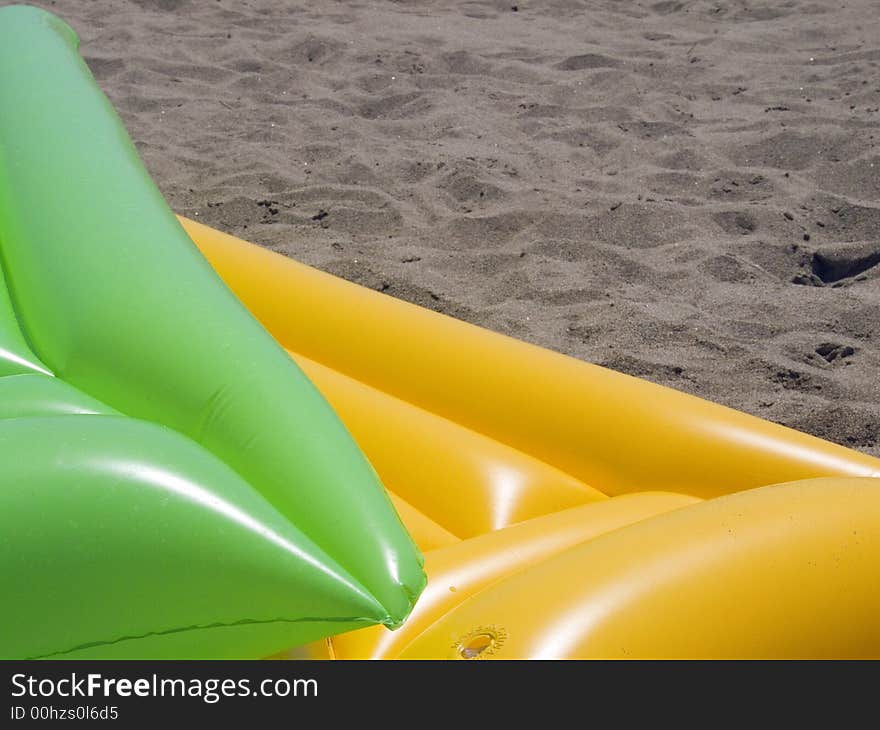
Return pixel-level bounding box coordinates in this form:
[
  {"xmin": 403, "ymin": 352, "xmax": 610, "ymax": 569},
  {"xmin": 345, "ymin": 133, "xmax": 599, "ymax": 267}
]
[
  {"xmin": 0, "ymin": 374, "xmax": 117, "ymax": 419},
  {"xmin": 293, "ymin": 353, "xmax": 606, "ymax": 538},
  {"xmin": 399, "ymin": 478, "xmax": 880, "ymax": 659},
  {"xmin": 320, "ymin": 492, "xmax": 700, "ymax": 659},
  {"xmin": 181, "ymin": 220, "xmax": 880, "ymax": 659},
  {"xmin": 385, "ymin": 493, "xmax": 460, "ymax": 552},
  {"xmin": 0, "ymin": 259, "xmax": 51, "ymax": 378},
  {"xmin": 181, "ymin": 218, "xmax": 880, "ymax": 499},
  {"xmin": 0, "ymin": 416, "xmax": 387, "ymax": 659},
  {"xmin": 0, "ymin": 5, "xmax": 424, "ymax": 658}
]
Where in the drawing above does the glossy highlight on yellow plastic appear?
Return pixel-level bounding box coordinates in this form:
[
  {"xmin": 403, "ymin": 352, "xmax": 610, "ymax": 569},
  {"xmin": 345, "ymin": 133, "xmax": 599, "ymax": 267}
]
[
  {"xmin": 329, "ymin": 493, "xmax": 701, "ymax": 659},
  {"xmin": 401, "ymin": 478, "xmax": 880, "ymax": 659},
  {"xmin": 293, "ymin": 354, "xmax": 606, "ymax": 538}
]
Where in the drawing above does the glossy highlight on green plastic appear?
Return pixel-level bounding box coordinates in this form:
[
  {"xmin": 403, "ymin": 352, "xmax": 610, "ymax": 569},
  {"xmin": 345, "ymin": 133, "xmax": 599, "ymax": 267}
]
[{"xmin": 0, "ymin": 5, "xmax": 425, "ymax": 659}]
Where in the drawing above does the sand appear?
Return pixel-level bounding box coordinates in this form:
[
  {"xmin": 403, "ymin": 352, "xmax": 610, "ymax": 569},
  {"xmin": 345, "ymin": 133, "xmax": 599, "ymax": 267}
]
[{"xmin": 11, "ymin": 0, "xmax": 880, "ymax": 456}]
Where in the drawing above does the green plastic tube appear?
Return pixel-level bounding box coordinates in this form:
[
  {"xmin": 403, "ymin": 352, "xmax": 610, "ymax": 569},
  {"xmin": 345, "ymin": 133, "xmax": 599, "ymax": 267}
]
[
  {"xmin": 0, "ymin": 374, "xmax": 117, "ymax": 419},
  {"xmin": 0, "ymin": 260, "xmax": 50, "ymax": 377},
  {"xmin": 0, "ymin": 5, "xmax": 425, "ymax": 658},
  {"xmin": 0, "ymin": 416, "xmax": 389, "ymax": 659}
]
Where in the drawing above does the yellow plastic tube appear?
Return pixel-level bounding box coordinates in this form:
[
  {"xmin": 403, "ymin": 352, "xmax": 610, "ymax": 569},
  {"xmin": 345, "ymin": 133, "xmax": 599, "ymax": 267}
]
[
  {"xmin": 292, "ymin": 354, "xmax": 604, "ymax": 538},
  {"xmin": 400, "ymin": 477, "xmax": 880, "ymax": 659},
  {"xmin": 385, "ymin": 492, "xmax": 459, "ymax": 552},
  {"xmin": 180, "ymin": 219, "xmax": 880, "ymax": 659},
  {"xmin": 180, "ymin": 218, "xmax": 880, "ymax": 501},
  {"xmin": 309, "ymin": 492, "xmax": 699, "ymax": 659}
]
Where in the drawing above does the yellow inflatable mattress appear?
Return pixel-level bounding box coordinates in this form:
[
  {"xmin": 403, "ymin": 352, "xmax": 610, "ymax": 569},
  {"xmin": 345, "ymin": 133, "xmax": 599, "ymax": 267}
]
[{"xmin": 181, "ymin": 217, "xmax": 880, "ymax": 660}]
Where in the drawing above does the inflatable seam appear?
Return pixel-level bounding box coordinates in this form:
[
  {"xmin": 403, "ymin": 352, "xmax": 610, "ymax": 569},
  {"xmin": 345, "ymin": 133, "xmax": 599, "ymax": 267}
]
[{"xmin": 27, "ymin": 615, "xmax": 380, "ymax": 660}]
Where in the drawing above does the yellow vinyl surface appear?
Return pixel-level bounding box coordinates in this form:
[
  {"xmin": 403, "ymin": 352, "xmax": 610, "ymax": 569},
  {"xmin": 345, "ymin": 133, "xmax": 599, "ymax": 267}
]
[
  {"xmin": 181, "ymin": 217, "xmax": 880, "ymax": 659},
  {"xmin": 293, "ymin": 354, "xmax": 605, "ymax": 538},
  {"xmin": 400, "ymin": 478, "xmax": 880, "ymax": 659},
  {"xmin": 329, "ymin": 492, "xmax": 700, "ymax": 660}
]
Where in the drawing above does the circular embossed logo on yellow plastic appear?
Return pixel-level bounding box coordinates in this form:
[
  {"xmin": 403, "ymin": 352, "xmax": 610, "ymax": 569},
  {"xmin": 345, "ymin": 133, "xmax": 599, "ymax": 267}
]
[{"xmin": 453, "ymin": 626, "xmax": 508, "ymax": 660}]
